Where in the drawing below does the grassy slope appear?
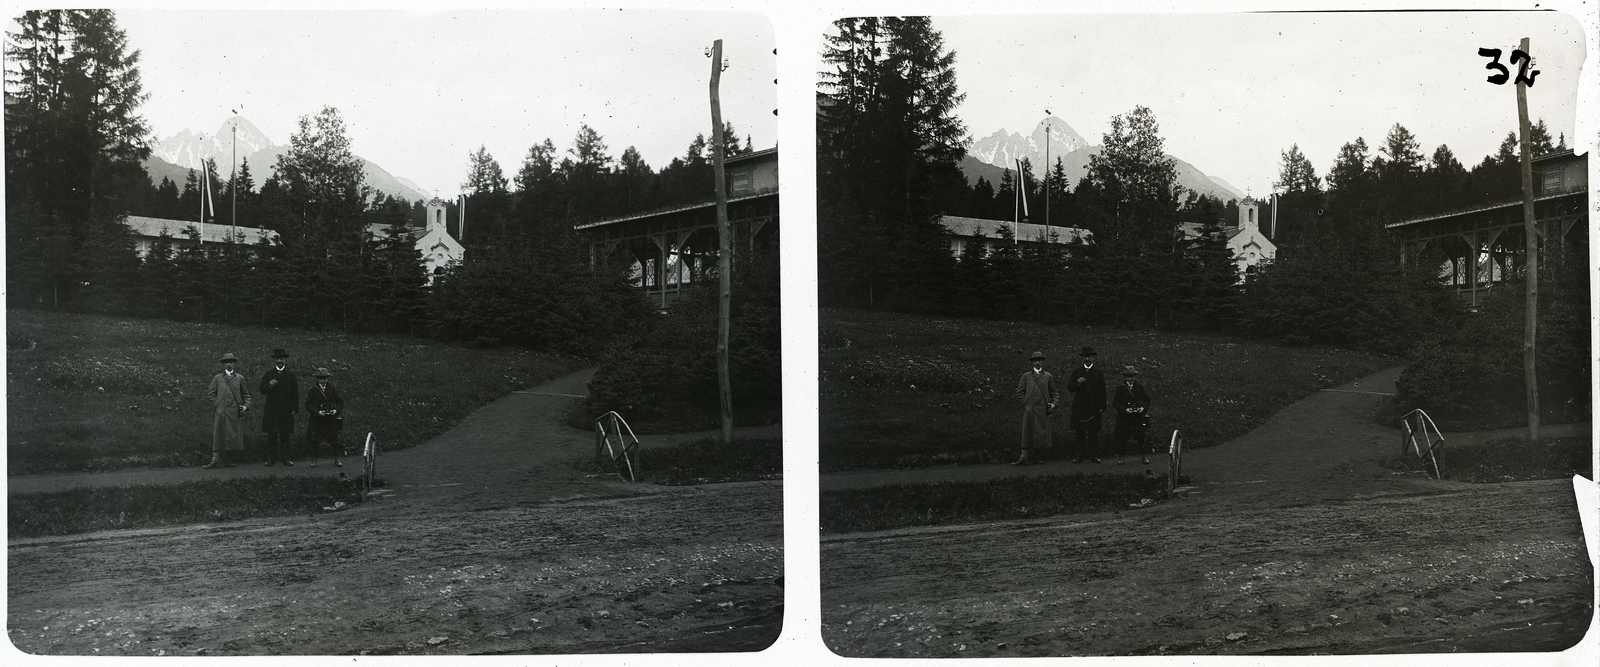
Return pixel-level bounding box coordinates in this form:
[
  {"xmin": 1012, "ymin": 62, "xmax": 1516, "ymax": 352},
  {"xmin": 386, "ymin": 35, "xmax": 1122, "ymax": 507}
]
[
  {"xmin": 7, "ymin": 310, "xmax": 587, "ymax": 474},
  {"xmin": 8, "ymin": 476, "xmax": 369, "ymax": 538},
  {"xmin": 820, "ymin": 473, "xmax": 1170, "ymax": 534},
  {"xmin": 820, "ymin": 309, "xmax": 1395, "ymax": 472},
  {"xmin": 576, "ymin": 436, "xmax": 783, "ymax": 486}
]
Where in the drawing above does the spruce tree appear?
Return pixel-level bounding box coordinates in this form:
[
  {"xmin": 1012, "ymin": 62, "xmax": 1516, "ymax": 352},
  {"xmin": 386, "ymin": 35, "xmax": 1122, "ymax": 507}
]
[
  {"xmin": 5, "ymin": 9, "xmax": 150, "ymax": 310},
  {"xmin": 818, "ymin": 16, "xmax": 967, "ymax": 310}
]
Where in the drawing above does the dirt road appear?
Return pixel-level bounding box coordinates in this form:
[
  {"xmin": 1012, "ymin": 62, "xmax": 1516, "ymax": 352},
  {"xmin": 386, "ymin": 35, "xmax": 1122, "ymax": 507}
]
[
  {"xmin": 9, "ymin": 370, "xmax": 783, "ymax": 655},
  {"xmin": 820, "ymin": 368, "xmax": 1594, "ymax": 656}
]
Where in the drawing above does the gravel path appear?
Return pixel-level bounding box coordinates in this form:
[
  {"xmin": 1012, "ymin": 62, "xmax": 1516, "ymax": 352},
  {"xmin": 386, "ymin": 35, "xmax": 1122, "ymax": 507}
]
[
  {"xmin": 9, "ymin": 369, "xmax": 784, "ymax": 655},
  {"xmin": 820, "ymin": 366, "xmax": 1595, "ymax": 656}
]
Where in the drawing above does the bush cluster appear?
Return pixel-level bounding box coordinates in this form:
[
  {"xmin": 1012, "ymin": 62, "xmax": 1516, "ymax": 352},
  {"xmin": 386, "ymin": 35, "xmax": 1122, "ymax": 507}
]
[
  {"xmin": 1393, "ymin": 248, "xmax": 1590, "ymax": 430},
  {"xmin": 584, "ymin": 242, "xmax": 782, "ymax": 433}
]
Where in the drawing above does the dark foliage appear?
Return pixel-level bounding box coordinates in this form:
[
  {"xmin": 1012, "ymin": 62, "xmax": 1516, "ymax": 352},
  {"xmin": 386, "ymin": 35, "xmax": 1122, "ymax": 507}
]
[
  {"xmin": 584, "ymin": 240, "xmax": 782, "ymax": 433},
  {"xmin": 1383, "ymin": 436, "xmax": 1590, "ymax": 483},
  {"xmin": 818, "ymin": 17, "xmax": 969, "ymax": 311},
  {"xmin": 1236, "ymin": 218, "xmax": 1464, "ymax": 354},
  {"xmin": 425, "ymin": 229, "xmax": 646, "ymax": 356},
  {"xmin": 1393, "ymin": 237, "xmax": 1590, "ymax": 429}
]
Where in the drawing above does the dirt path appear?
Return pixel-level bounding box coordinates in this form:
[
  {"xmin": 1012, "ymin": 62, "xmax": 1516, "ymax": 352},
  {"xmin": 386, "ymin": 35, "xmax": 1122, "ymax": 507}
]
[
  {"xmin": 820, "ymin": 367, "xmax": 1595, "ymax": 656},
  {"xmin": 9, "ymin": 369, "xmax": 784, "ymax": 655}
]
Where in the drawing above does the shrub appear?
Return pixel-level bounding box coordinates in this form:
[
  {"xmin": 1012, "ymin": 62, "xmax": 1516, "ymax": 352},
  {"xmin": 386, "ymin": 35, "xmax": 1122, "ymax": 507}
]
[
  {"xmin": 1393, "ymin": 247, "xmax": 1590, "ymax": 430},
  {"xmin": 1236, "ymin": 220, "xmax": 1463, "ymax": 355},
  {"xmin": 585, "ymin": 241, "xmax": 781, "ymax": 433}
]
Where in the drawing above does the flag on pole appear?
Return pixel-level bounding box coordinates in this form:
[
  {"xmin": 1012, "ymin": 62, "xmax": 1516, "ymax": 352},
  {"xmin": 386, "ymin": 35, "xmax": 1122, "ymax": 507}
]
[
  {"xmin": 1017, "ymin": 158, "xmax": 1030, "ymax": 218},
  {"xmin": 203, "ymin": 162, "xmax": 216, "ymax": 220}
]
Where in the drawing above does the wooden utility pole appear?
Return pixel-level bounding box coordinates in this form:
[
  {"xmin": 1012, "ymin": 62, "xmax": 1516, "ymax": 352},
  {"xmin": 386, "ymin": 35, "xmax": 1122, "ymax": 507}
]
[
  {"xmin": 1515, "ymin": 36, "xmax": 1540, "ymax": 442},
  {"xmin": 710, "ymin": 39, "xmax": 734, "ymax": 446},
  {"xmin": 1043, "ymin": 112, "xmax": 1050, "ymax": 228},
  {"xmin": 231, "ymin": 118, "xmax": 238, "ymax": 240}
]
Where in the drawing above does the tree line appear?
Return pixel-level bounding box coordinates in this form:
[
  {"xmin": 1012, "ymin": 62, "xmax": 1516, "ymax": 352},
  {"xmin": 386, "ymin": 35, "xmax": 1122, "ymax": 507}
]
[
  {"xmin": 817, "ymin": 17, "xmax": 1579, "ymax": 351},
  {"xmin": 4, "ymin": 9, "xmax": 753, "ymax": 360},
  {"xmin": 815, "ymin": 16, "xmax": 1585, "ymax": 426}
]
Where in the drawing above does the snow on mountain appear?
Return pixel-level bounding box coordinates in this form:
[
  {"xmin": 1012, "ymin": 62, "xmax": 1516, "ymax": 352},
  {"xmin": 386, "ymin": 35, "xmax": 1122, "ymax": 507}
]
[
  {"xmin": 154, "ymin": 117, "xmax": 273, "ymax": 168},
  {"xmin": 962, "ymin": 116, "xmax": 1246, "ymax": 204},
  {"xmin": 968, "ymin": 116, "xmax": 1088, "ymax": 171},
  {"xmin": 148, "ymin": 116, "xmax": 427, "ymax": 203}
]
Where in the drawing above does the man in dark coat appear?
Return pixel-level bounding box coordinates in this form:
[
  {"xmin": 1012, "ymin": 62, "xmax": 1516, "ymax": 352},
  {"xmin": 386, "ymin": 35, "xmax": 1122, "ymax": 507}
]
[
  {"xmin": 1012, "ymin": 351, "xmax": 1059, "ymax": 466},
  {"xmin": 1066, "ymin": 346, "xmax": 1107, "ymax": 463},
  {"xmin": 304, "ymin": 367, "xmax": 345, "ymax": 468},
  {"xmin": 1112, "ymin": 365, "xmax": 1153, "ymax": 465},
  {"xmin": 259, "ymin": 348, "xmax": 299, "ymax": 466}
]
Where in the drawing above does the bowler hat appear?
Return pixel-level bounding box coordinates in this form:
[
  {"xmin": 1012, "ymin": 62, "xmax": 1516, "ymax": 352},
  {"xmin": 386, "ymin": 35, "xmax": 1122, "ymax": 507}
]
[
  {"xmin": 271, "ymin": 348, "xmax": 290, "ymax": 358},
  {"xmin": 1122, "ymin": 365, "xmax": 1139, "ymax": 376},
  {"xmin": 1079, "ymin": 346, "xmax": 1098, "ymax": 357},
  {"xmin": 313, "ymin": 367, "xmax": 332, "ymax": 379},
  {"xmin": 219, "ymin": 353, "xmax": 239, "ymax": 363},
  {"xmin": 1029, "ymin": 351, "xmax": 1046, "ymax": 361}
]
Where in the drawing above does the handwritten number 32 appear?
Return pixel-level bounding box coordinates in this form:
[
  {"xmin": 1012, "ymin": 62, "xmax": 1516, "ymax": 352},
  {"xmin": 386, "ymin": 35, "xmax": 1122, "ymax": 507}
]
[{"xmin": 1478, "ymin": 48, "xmax": 1539, "ymax": 87}]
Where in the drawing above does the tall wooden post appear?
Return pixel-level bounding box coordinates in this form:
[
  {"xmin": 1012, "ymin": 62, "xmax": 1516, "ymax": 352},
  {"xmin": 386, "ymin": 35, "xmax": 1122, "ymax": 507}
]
[
  {"xmin": 710, "ymin": 39, "xmax": 734, "ymax": 446},
  {"xmin": 1515, "ymin": 36, "xmax": 1540, "ymax": 442}
]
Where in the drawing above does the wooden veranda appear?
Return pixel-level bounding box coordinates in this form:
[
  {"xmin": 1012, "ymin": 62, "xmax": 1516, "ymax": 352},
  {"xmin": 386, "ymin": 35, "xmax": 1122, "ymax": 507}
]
[
  {"xmin": 575, "ymin": 148, "xmax": 778, "ymax": 311},
  {"xmin": 1386, "ymin": 151, "xmax": 1586, "ymax": 308}
]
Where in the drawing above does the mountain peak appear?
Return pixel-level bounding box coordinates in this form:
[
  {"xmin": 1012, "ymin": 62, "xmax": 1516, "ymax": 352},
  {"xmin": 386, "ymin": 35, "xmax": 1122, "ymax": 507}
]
[
  {"xmin": 148, "ymin": 115, "xmax": 427, "ymax": 203},
  {"xmin": 962, "ymin": 115, "xmax": 1241, "ymax": 203},
  {"xmin": 969, "ymin": 116, "xmax": 1088, "ymax": 170},
  {"xmin": 213, "ymin": 116, "xmax": 274, "ymax": 157}
]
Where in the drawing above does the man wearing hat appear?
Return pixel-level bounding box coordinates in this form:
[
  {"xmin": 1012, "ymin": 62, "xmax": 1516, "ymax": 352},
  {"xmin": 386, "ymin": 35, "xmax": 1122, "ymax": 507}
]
[
  {"xmin": 303, "ymin": 368, "xmax": 345, "ymax": 468},
  {"xmin": 1066, "ymin": 346, "xmax": 1107, "ymax": 463},
  {"xmin": 1112, "ymin": 365, "xmax": 1153, "ymax": 465},
  {"xmin": 259, "ymin": 348, "xmax": 300, "ymax": 466},
  {"xmin": 1012, "ymin": 351, "xmax": 1059, "ymax": 465},
  {"xmin": 204, "ymin": 353, "xmax": 251, "ymax": 468}
]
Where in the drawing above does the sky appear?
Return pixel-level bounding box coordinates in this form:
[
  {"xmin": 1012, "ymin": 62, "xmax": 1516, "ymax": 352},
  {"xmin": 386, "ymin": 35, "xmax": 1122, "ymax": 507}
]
[
  {"xmin": 114, "ymin": 9, "xmax": 777, "ymax": 198},
  {"xmin": 933, "ymin": 11, "xmax": 1587, "ymax": 197}
]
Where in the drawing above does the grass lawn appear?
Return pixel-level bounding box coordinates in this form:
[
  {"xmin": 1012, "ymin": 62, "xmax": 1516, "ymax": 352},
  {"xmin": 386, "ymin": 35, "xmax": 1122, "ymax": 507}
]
[
  {"xmin": 819, "ymin": 473, "xmax": 1171, "ymax": 534},
  {"xmin": 9, "ymin": 476, "xmax": 371, "ymax": 538},
  {"xmin": 1387, "ymin": 436, "xmax": 1592, "ymax": 483},
  {"xmin": 577, "ymin": 436, "xmax": 782, "ymax": 485},
  {"xmin": 7, "ymin": 310, "xmax": 587, "ymax": 474},
  {"xmin": 820, "ymin": 308, "xmax": 1395, "ymax": 472}
]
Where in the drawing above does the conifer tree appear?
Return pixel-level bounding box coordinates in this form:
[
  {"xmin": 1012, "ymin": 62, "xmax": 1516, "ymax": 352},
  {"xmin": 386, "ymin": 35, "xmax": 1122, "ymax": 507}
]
[
  {"xmin": 5, "ymin": 9, "xmax": 150, "ymax": 309},
  {"xmin": 818, "ymin": 16, "xmax": 967, "ymax": 309}
]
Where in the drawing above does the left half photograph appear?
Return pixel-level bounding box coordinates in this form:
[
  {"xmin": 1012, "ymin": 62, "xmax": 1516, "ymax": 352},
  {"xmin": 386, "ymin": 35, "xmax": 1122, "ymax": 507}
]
[{"xmin": 6, "ymin": 9, "xmax": 781, "ymax": 655}]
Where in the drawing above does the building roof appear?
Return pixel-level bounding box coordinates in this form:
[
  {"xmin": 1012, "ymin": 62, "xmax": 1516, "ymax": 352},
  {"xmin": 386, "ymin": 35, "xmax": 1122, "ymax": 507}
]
[
  {"xmin": 573, "ymin": 190, "xmax": 778, "ymax": 231},
  {"xmin": 124, "ymin": 216, "xmax": 278, "ymax": 245},
  {"xmin": 941, "ymin": 216, "xmax": 1088, "ymax": 243},
  {"xmin": 728, "ymin": 146, "xmax": 777, "ymax": 165},
  {"xmin": 573, "ymin": 147, "xmax": 779, "ymax": 232},
  {"xmin": 1384, "ymin": 190, "xmax": 1583, "ymax": 229},
  {"xmin": 939, "ymin": 216, "xmax": 1092, "ymax": 244}
]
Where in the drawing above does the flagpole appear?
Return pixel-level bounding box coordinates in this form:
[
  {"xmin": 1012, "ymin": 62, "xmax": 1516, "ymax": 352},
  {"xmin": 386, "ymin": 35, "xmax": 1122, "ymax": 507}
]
[{"xmin": 196, "ymin": 158, "xmax": 205, "ymax": 246}]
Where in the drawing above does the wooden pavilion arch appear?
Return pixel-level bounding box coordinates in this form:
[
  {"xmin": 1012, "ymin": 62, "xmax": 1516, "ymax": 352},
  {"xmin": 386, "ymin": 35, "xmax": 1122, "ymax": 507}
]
[
  {"xmin": 576, "ymin": 148, "xmax": 778, "ymax": 311},
  {"xmin": 1386, "ymin": 151, "xmax": 1587, "ymax": 308}
]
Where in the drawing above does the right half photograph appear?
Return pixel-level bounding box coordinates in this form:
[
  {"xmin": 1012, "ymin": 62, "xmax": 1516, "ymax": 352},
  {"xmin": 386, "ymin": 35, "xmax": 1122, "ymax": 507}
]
[{"xmin": 816, "ymin": 12, "xmax": 1593, "ymax": 657}]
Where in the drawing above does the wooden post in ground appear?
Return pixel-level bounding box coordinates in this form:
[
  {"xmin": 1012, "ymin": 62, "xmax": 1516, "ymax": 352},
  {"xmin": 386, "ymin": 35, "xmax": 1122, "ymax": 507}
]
[
  {"xmin": 710, "ymin": 39, "xmax": 734, "ymax": 446},
  {"xmin": 1515, "ymin": 36, "xmax": 1540, "ymax": 442}
]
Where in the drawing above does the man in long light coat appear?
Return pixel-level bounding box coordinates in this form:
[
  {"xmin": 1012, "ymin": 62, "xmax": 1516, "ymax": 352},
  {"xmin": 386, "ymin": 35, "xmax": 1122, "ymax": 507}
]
[
  {"xmin": 1013, "ymin": 351, "xmax": 1058, "ymax": 466},
  {"xmin": 205, "ymin": 352, "xmax": 251, "ymax": 469}
]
